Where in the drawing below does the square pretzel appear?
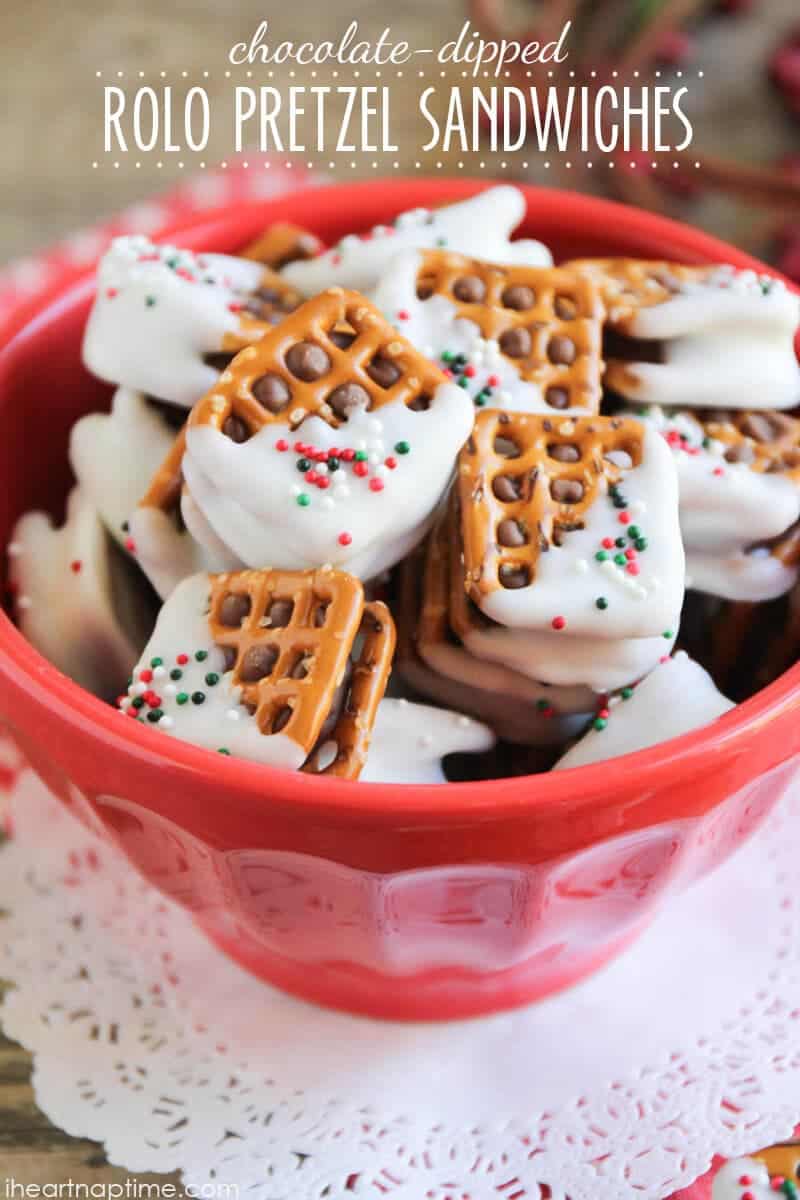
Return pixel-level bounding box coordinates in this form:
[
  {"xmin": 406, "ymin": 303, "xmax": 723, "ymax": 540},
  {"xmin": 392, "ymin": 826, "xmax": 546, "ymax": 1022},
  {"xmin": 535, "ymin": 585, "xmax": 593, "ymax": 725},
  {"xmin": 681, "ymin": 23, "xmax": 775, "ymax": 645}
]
[
  {"xmin": 564, "ymin": 258, "xmax": 713, "ymax": 330},
  {"xmin": 413, "ymin": 250, "xmax": 604, "ymax": 415},
  {"xmin": 208, "ymin": 567, "xmax": 366, "ymax": 757},
  {"xmin": 458, "ymin": 410, "xmax": 646, "ymax": 602},
  {"xmin": 241, "ymin": 222, "xmax": 323, "ymax": 270},
  {"xmin": 190, "ymin": 287, "xmax": 448, "ymax": 437}
]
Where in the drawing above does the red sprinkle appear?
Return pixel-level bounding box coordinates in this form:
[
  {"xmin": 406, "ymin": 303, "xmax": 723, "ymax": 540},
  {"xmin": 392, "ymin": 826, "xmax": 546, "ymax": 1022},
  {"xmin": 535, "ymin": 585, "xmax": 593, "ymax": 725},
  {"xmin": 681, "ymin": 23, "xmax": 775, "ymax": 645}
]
[
  {"xmin": 227, "ymin": 301, "xmax": 242, "ymax": 312},
  {"xmin": 70, "ymin": 560, "xmax": 82, "ymax": 573},
  {"xmin": 369, "ymin": 477, "xmax": 385, "ymax": 492},
  {"xmin": 396, "ymin": 309, "xmax": 410, "ymax": 321},
  {"xmin": 328, "ymin": 447, "xmax": 339, "ymax": 458},
  {"xmin": 176, "ymin": 268, "xmax": 196, "ymax": 282},
  {"xmin": 385, "ymin": 456, "xmax": 398, "ymax": 470},
  {"xmin": 353, "ymin": 461, "xmax": 369, "ymax": 478},
  {"xmin": 316, "ymin": 476, "xmax": 331, "ymax": 490},
  {"xmin": 275, "ymin": 438, "xmax": 289, "ymax": 452},
  {"xmin": 464, "ymin": 365, "xmax": 476, "ymax": 378},
  {"xmin": 442, "ymin": 368, "xmax": 454, "ymax": 380},
  {"xmin": 338, "ymin": 532, "xmax": 353, "ymax": 546},
  {"xmin": 740, "ymin": 1193, "xmax": 754, "ymax": 1200},
  {"xmin": 305, "ymin": 470, "xmax": 319, "ymax": 484},
  {"xmin": 144, "ymin": 691, "xmax": 161, "ymax": 709},
  {"xmin": 139, "ymin": 669, "xmax": 153, "ymax": 684},
  {"xmin": 659, "ymin": 654, "xmax": 670, "ymax": 663},
  {"xmin": 602, "ymin": 537, "xmax": 615, "ymax": 549},
  {"xmin": 105, "ymin": 287, "xmax": 118, "ymax": 300},
  {"xmin": 551, "ymin": 616, "xmax": 566, "ymax": 631},
  {"xmin": 713, "ymin": 466, "xmax": 725, "ymax": 477},
  {"xmin": 597, "ymin": 708, "xmax": 610, "ymax": 720},
  {"xmin": 618, "ymin": 511, "xmax": 631, "ymax": 525},
  {"xmin": 341, "ymin": 448, "xmax": 356, "ymax": 462},
  {"xmin": 124, "ymin": 538, "xmax": 136, "ymax": 554},
  {"xmin": 126, "ymin": 707, "xmax": 139, "ymax": 719},
  {"xmin": 294, "ymin": 441, "xmax": 307, "ymax": 454},
  {"xmin": 313, "ymin": 450, "xmax": 328, "ymax": 462},
  {"xmin": 488, "ymin": 374, "xmax": 500, "ymax": 387},
  {"xmin": 116, "ymin": 695, "xmax": 127, "ymax": 708},
  {"xmin": 737, "ymin": 1180, "xmax": 752, "ymax": 1188},
  {"xmin": 626, "ymin": 562, "xmax": 640, "ymax": 576},
  {"xmin": 624, "ymin": 547, "xmax": 637, "ymax": 560},
  {"xmin": 176, "ymin": 654, "xmax": 189, "ymax": 665}
]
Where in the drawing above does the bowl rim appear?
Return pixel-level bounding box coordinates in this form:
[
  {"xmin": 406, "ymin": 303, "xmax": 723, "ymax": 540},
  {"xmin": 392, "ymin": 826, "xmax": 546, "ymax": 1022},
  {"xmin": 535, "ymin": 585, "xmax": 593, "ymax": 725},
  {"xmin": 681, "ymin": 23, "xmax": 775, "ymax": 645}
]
[{"xmin": 2, "ymin": 175, "xmax": 800, "ymax": 821}]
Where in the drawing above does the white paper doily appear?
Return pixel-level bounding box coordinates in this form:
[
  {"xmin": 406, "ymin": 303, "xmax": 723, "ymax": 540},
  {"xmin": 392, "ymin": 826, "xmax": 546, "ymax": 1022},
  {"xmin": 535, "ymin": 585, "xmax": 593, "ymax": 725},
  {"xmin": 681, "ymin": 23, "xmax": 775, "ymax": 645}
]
[{"xmin": 1, "ymin": 763, "xmax": 800, "ymax": 1200}]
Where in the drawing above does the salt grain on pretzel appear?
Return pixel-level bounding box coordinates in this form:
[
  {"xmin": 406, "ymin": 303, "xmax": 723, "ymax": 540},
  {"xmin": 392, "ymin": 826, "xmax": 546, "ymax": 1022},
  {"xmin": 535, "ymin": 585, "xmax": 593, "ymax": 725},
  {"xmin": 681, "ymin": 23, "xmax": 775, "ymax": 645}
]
[
  {"xmin": 181, "ymin": 288, "xmax": 474, "ymax": 581},
  {"xmin": 83, "ymin": 236, "xmax": 303, "ymax": 410},
  {"xmin": 457, "ymin": 410, "xmax": 685, "ymax": 641},
  {"xmin": 118, "ymin": 567, "xmax": 394, "ymax": 779},
  {"xmin": 373, "ymin": 249, "xmax": 604, "ymax": 416},
  {"xmin": 567, "ymin": 257, "xmax": 800, "ymax": 411}
]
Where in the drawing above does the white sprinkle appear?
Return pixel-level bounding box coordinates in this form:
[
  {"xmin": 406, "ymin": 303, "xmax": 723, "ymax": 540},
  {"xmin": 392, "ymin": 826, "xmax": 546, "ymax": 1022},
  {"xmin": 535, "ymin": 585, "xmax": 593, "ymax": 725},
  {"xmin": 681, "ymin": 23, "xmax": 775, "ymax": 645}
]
[
  {"xmin": 419, "ymin": 734, "xmax": 434, "ymax": 749},
  {"xmin": 574, "ymin": 558, "xmax": 588, "ymax": 574},
  {"xmin": 337, "ymin": 485, "xmax": 351, "ymax": 499},
  {"xmin": 6, "ymin": 542, "xmax": 21, "ymax": 557},
  {"xmin": 629, "ymin": 499, "xmax": 647, "ymax": 515},
  {"xmin": 16, "ymin": 596, "xmax": 31, "ymax": 610},
  {"xmin": 131, "ymin": 681, "xmax": 147, "ymax": 697},
  {"xmin": 322, "ymin": 496, "xmax": 335, "ymax": 510},
  {"xmin": 227, "ymin": 709, "xmax": 241, "ymax": 722},
  {"xmin": 158, "ymin": 716, "xmax": 174, "ymax": 730},
  {"xmin": 457, "ymin": 715, "xmax": 471, "ymax": 727},
  {"xmin": 164, "ymin": 683, "xmax": 177, "ymax": 697},
  {"xmin": 153, "ymin": 665, "xmax": 167, "ymax": 680},
  {"xmin": 375, "ymin": 464, "xmax": 389, "ymax": 478},
  {"xmin": 367, "ymin": 417, "xmax": 383, "ymax": 433},
  {"xmin": 291, "ymin": 483, "xmax": 302, "ymax": 496}
]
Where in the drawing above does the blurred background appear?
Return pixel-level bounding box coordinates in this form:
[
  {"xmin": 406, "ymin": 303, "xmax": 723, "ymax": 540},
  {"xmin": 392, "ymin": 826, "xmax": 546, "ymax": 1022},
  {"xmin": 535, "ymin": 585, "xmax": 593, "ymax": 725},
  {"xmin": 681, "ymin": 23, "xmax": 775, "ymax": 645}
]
[{"xmin": 2, "ymin": 0, "xmax": 799, "ymax": 273}]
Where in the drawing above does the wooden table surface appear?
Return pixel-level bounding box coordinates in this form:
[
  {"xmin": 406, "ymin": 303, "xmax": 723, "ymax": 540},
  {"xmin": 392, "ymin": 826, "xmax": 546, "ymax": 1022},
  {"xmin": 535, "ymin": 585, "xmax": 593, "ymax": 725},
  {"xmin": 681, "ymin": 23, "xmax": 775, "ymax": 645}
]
[{"xmin": 1, "ymin": 0, "xmax": 799, "ymax": 1185}]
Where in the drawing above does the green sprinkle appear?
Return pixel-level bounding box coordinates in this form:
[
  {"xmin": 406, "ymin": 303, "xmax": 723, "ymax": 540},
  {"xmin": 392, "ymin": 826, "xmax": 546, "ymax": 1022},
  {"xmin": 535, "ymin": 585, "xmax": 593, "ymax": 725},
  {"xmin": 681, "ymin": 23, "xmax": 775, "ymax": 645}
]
[
  {"xmin": 628, "ymin": 526, "xmax": 641, "ymax": 540},
  {"xmin": 637, "ymin": 407, "xmax": 649, "ymax": 416},
  {"xmin": 441, "ymin": 350, "xmax": 454, "ymax": 363},
  {"xmin": 595, "ymin": 550, "xmax": 609, "ymax": 562},
  {"xmin": 595, "ymin": 597, "xmax": 608, "ymax": 610},
  {"xmin": 145, "ymin": 295, "xmax": 157, "ymax": 308},
  {"xmin": 435, "ymin": 236, "xmax": 448, "ymax": 247},
  {"xmin": 121, "ymin": 521, "xmax": 130, "ymax": 533},
  {"xmin": 354, "ymin": 450, "xmax": 368, "ymax": 462},
  {"xmin": 296, "ymin": 493, "xmax": 311, "ymax": 507},
  {"xmin": 614, "ymin": 553, "xmax": 627, "ymax": 566},
  {"xmin": 662, "ymin": 630, "xmax": 673, "ymax": 640},
  {"xmin": 593, "ymin": 717, "xmax": 608, "ymax": 731},
  {"xmin": 474, "ymin": 396, "xmax": 486, "ymax": 407},
  {"xmin": 457, "ymin": 376, "xmax": 469, "ymax": 388},
  {"xmin": 191, "ymin": 691, "xmax": 206, "ymax": 705},
  {"xmin": 195, "ymin": 650, "xmax": 208, "ymax": 662},
  {"xmin": 170, "ymin": 668, "xmax": 183, "ymax": 681},
  {"xmin": 218, "ymin": 748, "xmax": 231, "ymax": 756},
  {"xmin": 146, "ymin": 709, "xmax": 163, "ymax": 723},
  {"xmin": 150, "ymin": 657, "xmax": 163, "ymax": 668},
  {"xmin": 702, "ymin": 436, "xmax": 711, "ymax": 449},
  {"xmin": 166, "ymin": 256, "xmax": 179, "ymax": 269},
  {"xmin": 394, "ymin": 440, "xmax": 410, "ymax": 455},
  {"xmin": 621, "ymin": 687, "xmax": 634, "ymax": 700},
  {"xmin": 205, "ymin": 672, "xmax": 220, "ymax": 687},
  {"xmin": 131, "ymin": 696, "xmax": 145, "ymax": 710},
  {"xmin": 176, "ymin": 693, "xmax": 189, "ymax": 706},
  {"xmin": 615, "ymin": 536, "xmax": 626, "ymax": 548},
  {"xmin": 536, "ymin": 698, "xmax": 551, "ymax": 712},
  {"xmin": 612, "ymin": 496, "xmax": 627, "ymax": 509},
  {"xmin": 634, "ymin": 537, "xmax": 648, "ymax": 551}
]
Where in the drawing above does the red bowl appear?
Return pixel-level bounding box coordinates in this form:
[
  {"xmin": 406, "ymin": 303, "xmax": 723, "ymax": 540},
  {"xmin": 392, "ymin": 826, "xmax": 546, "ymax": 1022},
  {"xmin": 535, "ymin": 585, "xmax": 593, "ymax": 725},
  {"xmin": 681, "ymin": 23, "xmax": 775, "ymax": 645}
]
[{"xmin": 2, "ymin": 179, "xmax": 800, "ymax": 1021}]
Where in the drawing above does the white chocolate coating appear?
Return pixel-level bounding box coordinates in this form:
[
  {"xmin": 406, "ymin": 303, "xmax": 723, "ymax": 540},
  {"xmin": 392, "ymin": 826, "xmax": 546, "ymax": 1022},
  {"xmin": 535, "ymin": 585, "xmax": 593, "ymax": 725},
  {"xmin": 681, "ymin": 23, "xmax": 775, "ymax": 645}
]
[
  {"xmin": 119, "ymin": 573, "xmax": 306, "ymax": 770},
  {"xmin": 69, "ymin": 387, "xmax": 176, "ymax": 545},
  {"xmin": 283, "ymin": 187, "xmax": 552, "ymax": 294},
  {"xmin": 478, "ymin": 424, "xmax": 685, "ymax": 640},
  {"xmin": 82, "ymin": 237, "xmax": 266, "ymax": 409},
  {"xmin": 360, "ymin": 699, "xmax": 495, "ymax": 784},
  {"xmin": 462, "ymin": 624, "xmax": 677, "ymax": 693},
  {"xmin": 182, "ymin": 384, "xmax": 474, "ymax": 581},
  {"xmin": 8, "ymin": 488, "xmax": 153, "ymax": 700},
  {"xmin": 614, "ymin": 267, "xmax": 800, "ymax": 411},
  {"xmin": 633, "ymin": 405, "xmax": 800, "ymax": 602},
  {"xmin": 554, "ymin": 652, "xmax": 733, "ymax": 770},
  {"xmin": 372, "ymin": 249, "xmax": 594, "ymax": 415},
  {"xmin": 711, "ymin": 1157, "xmax": 774, "ymax": 1200}
]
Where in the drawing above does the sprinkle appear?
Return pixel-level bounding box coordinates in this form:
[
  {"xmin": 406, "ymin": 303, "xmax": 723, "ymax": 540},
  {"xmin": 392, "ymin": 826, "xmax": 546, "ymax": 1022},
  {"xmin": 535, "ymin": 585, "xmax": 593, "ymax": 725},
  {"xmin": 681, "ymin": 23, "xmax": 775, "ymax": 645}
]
[
  {"xmin": 294, "ymin": 440, "xmax": 307, "ymax": 454},
  {"xmin": 601, "ymin": 537, "xmax": 614, "ymax": 549},
  {"xmin": 338, "ymin": 532, "xmax": 352, "ymax": 546},
  {"xmin": 634, "ymin": 537, "xmax": 648, "ymax": 551},
  {"xmin": 146, "ymin": 709, "xmax": 164, "ymax": 723},
  {"xmin": 614, "ymin": 553, "xmax": 627, "ymax": 566},
  {"xmin": 226, "ymin": 709, "xmax": 240, "ymax": 721},
  {"xmin": 176, "ymin": 693, "xmax": 189, "ymax": 705},
  {"xmin": 158, "ymin": 716, "xmax": 174, "ymax": 729},
  {"xmin": 191, "ymin": 691, "xmax": 206, "ymax": 705},
  {"xmin": 139, "ymin": 669, "xmax": 153, "ymax": 683},
  {"xmin": 297, "ymin": 457, "xmax": 312, "ymax": 472},
  {"xmin": 170, "ymin": 668, "xmax": 183, "ymax": 681},
  {"xmin": 124, "ymin": 538, "xmax": 136, "ymax": 554},
  {"xmin": 615, "ymin": 537, "xmax": 627, "ymax": 548},
  {"xmin": 626, "ymin": 562, "xmax": 640, "ymax": 576},
  {"xmin": 150, "ymin": 657, "xmax": 163, "ymax": 668},
  {"xmin": 625, "ymin": 548, "xmax": 637, "ymax": 560},
  {"xmin": 551, "ymin": 615, "xmax": 566, "ymax": 631},
  {"xmin": 396, "ymin": 309, "xmax": 410, "ymax": 321},
  {"xmin": 618, "ymin": 511, "xmax": 631, "ymax": 525},
  {"xmin": 596, "ymin": 597, "xmax": 608, "ymax": 610},
  {"xmin": 164, "ymin": 684, "xmax": 177, "ymax": 697},
  {"xmin": 341, "ymin": 448, "xmax": 356, "ymax": 462},
  {"xmin": 305, "ymin": 470, "xmax": 319, "ymax": 484},
  {"xmin": 464, "ymin": 365, "xmax": 476, "ymax": 378},
  {"xmin": 596, "ymin": 550, "xmax": 609, "ymax": 562},
  {"xmin": 354, "ymin": 450, "xmax": 368, "ymax": 462},
  {"xmin": 205, "ymin": 672, "xmax": 220, "ymax": 687},
  {"xmin": 353, "ymin": 461, "xmax": 369, "ymax": 478},
  {"xmin": 394, "ymin": 440, "xmax": 410, "ymax": 455},
  {"xmin": 195, "ymin": 650, "xmax": 208, "ymax": 662},
  {"xmin": 297, "ymin": 493, "xmax": 311, "ymax": 507},
  {"xmin": 662, "ymin": 630, "xmax": 673, "ymax": 639},
  {"xmin": 70, "ymin": 559, "xmax": 82, "ymax": 574},
  {"xmin": 176, "ymin": 654, "xmax": 189, "ymax": 665},
  {"xmin": 131, "ymin": 697, "xmax": 145, "ymax": 710},
  {"xmin": 276, "ymin": 438, "xmax": 289, "ymax": 452},
  {"xmin": 621, "ymin": 686, "xmax": 634, "ymax": 700},
  {"xmin": 144, "ymin": 691, "xmax": 161, "ymax": 709},
  {"xmin": 369, "ymin": 477, "xmax": 384, "ymax": 492},
  {"xmin": 105, "ymin": 287, "xmax": 118, "ymax": 299},
  {"xmin": 316, "ymin": 476, "xmax": 331, "ymax": 490},
  {"xmin": 593, "ymin": 717, "xmax": 607, "ymax": 731},
  {"xmin": 384, "ymin": 456, "xmax": 398, "ymax": 470},
  {"xmin": 628, "ymin": 525, "xmax": 641, "ymax": 539}
]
